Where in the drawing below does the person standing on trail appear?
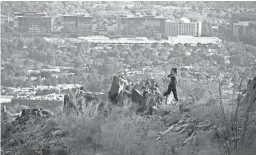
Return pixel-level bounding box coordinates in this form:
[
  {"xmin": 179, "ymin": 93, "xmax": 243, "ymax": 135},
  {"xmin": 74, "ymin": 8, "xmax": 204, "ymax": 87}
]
[{"xmin": 163, "ymin": 68, "xmax": 179, "ymax": 103}]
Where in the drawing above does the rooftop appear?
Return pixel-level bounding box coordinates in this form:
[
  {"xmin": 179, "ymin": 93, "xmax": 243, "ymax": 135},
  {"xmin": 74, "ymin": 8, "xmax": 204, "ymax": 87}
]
[
  {"xmin": 121, "ymin": 15, "xmax": 166, "ymax": 19},
  {"xmin": 165, "ymin": 18, "xmax": 201, "ymax": 23},
  {"xmin": 180, "ymin": 17, "xmax": 191, "ymax": 23},
  {"xmin": 14, "ymin": 11, "xmax": 48, "ymax": 17},
  {"xmin": 78, "ymin": 36, "xmax": 110, "ymax": 40},
  {"xmin": 168, "ymin": 35, "xmax": 222, "ymax": 45},
  {"xmin": 62, "ymin": 14, "xmax": 92, "ymax": 17},
  {"xmin": 234, "ymin": 21, "xmax": 256, "ymax": 26}
]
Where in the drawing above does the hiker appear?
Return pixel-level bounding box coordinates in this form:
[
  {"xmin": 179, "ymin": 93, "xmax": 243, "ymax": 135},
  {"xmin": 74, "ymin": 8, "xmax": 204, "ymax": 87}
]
[{"xmin": 163, "ymin": 68, "xmax": 179, "ymax": 103}]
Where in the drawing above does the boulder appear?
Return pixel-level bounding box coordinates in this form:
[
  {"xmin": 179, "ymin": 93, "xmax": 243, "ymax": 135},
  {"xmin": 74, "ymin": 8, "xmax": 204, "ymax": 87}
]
[
  {"xmin": 31, "ymin": 108, "xmax": 40, "ymax": 116},
  {"xmin": 143, "ymin": 95, "xmax": 155, "ymax": 115},
  {"xmin": 20, "ymin": 108, "xmax": 50, "ymax": 118},
  {"xmin": 21, "ymin": 109, "xmax": 31, "ymax": 117},
  {"xmin": 108, "ymin": 76, "xmax": 128, "ymax": 103},
  {"xmin": 131, "ymin": 89, "xmax": 158, "ymax": 114},
  {"xmin": 132, "ymin": 88, "xmax": 144, "ymax": 104},
  {"xmin": 41, "ymin": 109, "xmax": 50, "ymax": 116},
  {"xmin": 63, "ymin": 75, "xmax": 166, "ymax": 116}
]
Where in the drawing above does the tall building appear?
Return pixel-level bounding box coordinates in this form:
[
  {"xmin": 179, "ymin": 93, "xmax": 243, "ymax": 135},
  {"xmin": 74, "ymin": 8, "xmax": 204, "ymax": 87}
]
[
  {"xmin": 62, "ymin": 14, "xmax": 93, "ymax": 36},
  {"xmin": 233, "ymin": 21, "xmax": 256, "ymax": 45},
  {"xmin": 165, "ymin": 18, "xmax": 202, "ymax": 37},
  {"xmin": 247, "ymin": 23, "xmax": 256, "ymax": 45},
  {"xmin": 233, "ymin": 21, "xmax": 249, "ymax": 38},
  {"xmin": 15, "ymin": 11, "xmax": 51, "ymax": 37},
  {"xmin": 119, "ymin": 15, "xmax": 166, "ymax": 38},
  {"xmin": 231, "ymin": 13, "xmax": 256, "ymax": 32}
]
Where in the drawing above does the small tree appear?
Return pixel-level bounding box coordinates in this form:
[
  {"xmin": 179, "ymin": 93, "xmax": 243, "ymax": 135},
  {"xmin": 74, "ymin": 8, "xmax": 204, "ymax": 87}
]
[
  {"xmin": 23, "ymin": 78, "xmax": 33, "ymax": 87},
  {"xmin": 73, "ymin": 57, "xmax": 84, "ymax": 68},
  {"xmin": 212, "ymin": 54, "xmax": 225, "ymax": 65},
  {"xmin": 44, "ymin": 77, "xmax": 52, "ymax": 87},
  {"xmin": 35, "ymin": 76, "xmax": 43, "ymax": 86},
  {"xmin": 152, "ymin": 42, "xmax": 159, "ymax": 49},
  {"xmin": 50, "ymin": 77, "xmax": 59, "ymax": 86}
]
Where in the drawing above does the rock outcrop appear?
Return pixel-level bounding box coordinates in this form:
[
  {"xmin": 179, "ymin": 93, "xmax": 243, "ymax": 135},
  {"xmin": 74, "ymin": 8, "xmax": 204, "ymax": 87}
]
[
  {"xmin": 105, "ymin": 75, "xmax": 164, "ymax": 114},
  {"xmin": 132, "ymin": 88, "xmax": 144, "ymax": 104},
  {"xmin": 21, "ymin": 108, "xmax": 50, "ymax": 117},
  {"xmin": 108, "ymin": 75, "xmax": 129, "ymax": 104},
  {"xmin": 63, "ymin": 87, "xmax": 108, "ymax": 116},
  {"xmin": 63, "ymin": 75, "xmax": 169, "ymax": 116}
]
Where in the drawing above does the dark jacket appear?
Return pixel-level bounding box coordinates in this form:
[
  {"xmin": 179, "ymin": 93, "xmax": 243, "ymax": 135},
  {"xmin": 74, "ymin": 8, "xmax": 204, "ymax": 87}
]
[{"xmin": 167, "ymin": 73, "xmax": 177, "ymax": 86}]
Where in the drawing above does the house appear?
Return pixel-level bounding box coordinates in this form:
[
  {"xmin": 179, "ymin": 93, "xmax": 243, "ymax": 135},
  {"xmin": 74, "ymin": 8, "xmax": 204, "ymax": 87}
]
[
  {"xmin": 41, "ymin": 68, "xmax": 60, "ymax": 73},
  {"xmin": 28, "ymin": 70, "xmax": 41, "ymax": 76}
]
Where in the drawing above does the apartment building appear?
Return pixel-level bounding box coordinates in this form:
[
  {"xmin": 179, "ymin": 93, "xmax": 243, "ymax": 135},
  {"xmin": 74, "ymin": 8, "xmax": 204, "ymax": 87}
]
[
  {"xmin": 247, "ymin": 23, "xmax": 256, "ymax": 45},
  {"xmin": 233, "ymin": 21, "xmax": 256, "ymax": 45},
  {"xmin": 15, "ymin": 11, "xmax": 51, "ymax": 37},
  {"xmin": 231, "ymin": 13, "xmax": 256, "ymax": 31},
  {"xmin": 62, "ymin": 14, "xmax": 93, "ymax": 36},
  {"xmin": 119, "ymin": 15, "xmax": 166, "ymax": 38},
  {"xmin": 233, "ymin": 21, "xmax": 249, "ymax": 38},
  {"xmin": 165, "ymin": 18, "xmax": 202, "ymax": 37}
]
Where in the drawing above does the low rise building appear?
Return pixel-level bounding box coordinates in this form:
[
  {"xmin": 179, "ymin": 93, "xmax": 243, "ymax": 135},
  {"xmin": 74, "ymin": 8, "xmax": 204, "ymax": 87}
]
[
  {"xmin": 165, "ymin": 18, "xmax": 202, "ymax": 37},
  {"xmin": 167, "ymin": 35, "xmax": 222, "ymax": 46}
]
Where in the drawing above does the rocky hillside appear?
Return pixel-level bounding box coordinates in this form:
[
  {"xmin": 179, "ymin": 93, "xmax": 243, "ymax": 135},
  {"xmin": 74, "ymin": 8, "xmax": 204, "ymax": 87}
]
[{"xmin": 1, "ymin": 75, "xmax": 256, "ymax": 155}]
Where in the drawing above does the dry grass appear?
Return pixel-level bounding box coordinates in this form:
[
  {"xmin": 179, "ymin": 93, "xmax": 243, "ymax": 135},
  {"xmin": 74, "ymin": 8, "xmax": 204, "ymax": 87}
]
[
  {"xmin": 54, "ymin": 98, "xmax": 223, "ymax": 155},
  {"xmin": 52, "ymin": 74, "xmax": 256, "ymax": 155},
  {"xmin": 20, "ymin": 147, "xmax": 38, "ymax": 155},
  {"xmin": 214, "ymin": 72, "xmax": 256, "ymax": 155}
]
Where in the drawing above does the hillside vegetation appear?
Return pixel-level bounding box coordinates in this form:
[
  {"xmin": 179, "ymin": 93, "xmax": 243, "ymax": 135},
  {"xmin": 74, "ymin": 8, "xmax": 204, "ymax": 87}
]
[{"xmin": 2, "ymin": 72, "xmax": 256, "ymax": 155}]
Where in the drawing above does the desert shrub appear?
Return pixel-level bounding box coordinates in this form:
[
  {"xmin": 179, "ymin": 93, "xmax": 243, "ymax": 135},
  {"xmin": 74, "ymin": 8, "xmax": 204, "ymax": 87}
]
[
  {"xmin": 191, "ymin": 101, "xmax": 220, "ymax": 121},
  {"xmin": 43, "ymin": 119, "xmax": 59, "ymax": 138},
  {"xmin": 55, "ymin": 110, "xmax": 102, "ymax": 153},
  {"xmin": 56, "ymin": 75, "xmax": 256, "ymax": 155},
  {"xmin": 101, "ymin": 111, "xmax": 170, "ymax": 155},
  {"xmin": 178, "ymin": 78, "xmax": 210, "ymax": 103},
  {"xmin": 213, "ymin": 72, "xmax": 256, "ymax": 155},
  {"xmin": 75, "ymin": 118, "xmax": 101, "ymax": 150}
]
